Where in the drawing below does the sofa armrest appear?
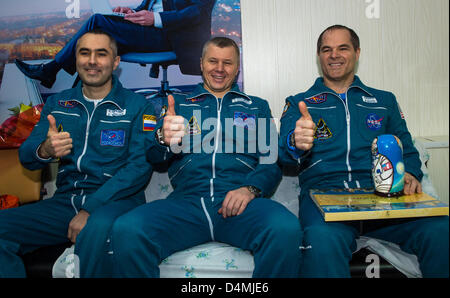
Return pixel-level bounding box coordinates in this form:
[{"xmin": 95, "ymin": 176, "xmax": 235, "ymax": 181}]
[{"xmin": 0, "ymin": 148, "xmax": 42, "ymax": 204}]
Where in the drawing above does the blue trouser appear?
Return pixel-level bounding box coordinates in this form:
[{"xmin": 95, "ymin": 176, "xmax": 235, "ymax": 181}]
[
  {"xmin": 111, "ymin": 195, "xmax": 303, "ymax": 277},
  {"xmin": 0, "ymin": 194, "xmax": 143, "ymax": 277},
  {"xmin": 55, "ymin": 14, "xmax": 171, "ymax": 74},
  {"xmin": 299, "ymin": 191, "xmax": 449, "ymax": 278}
]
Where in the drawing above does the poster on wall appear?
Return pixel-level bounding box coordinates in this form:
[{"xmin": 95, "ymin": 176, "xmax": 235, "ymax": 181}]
[{"xmin": 0, "ymin": 0, "xmax": 243, "ymax": 146}]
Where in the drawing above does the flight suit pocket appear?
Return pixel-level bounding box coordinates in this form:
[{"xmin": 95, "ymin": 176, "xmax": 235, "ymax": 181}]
[
  {"xmin": 95, "ymin": 119, "xmax": 132, "ymax": 157},
  {"xmin": 308, "ymin": 105, "xmax": 344, "ymax": 145},
  {"xmin": 355, "ymin": 104, "xmax": 388, "ymax": 143}
]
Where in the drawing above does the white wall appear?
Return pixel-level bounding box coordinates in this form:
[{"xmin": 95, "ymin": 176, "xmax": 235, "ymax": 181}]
[
  {"xmin": 240, "ymin": 0, "xmax": 449, "ymax": 138},
  {"xmin": 240, "ymin": 0, "xmax": 449, "ymax": 202}
]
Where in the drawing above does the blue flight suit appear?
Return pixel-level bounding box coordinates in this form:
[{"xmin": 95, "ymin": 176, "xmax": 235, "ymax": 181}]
[
  {"xmin": 111, "ymin": 83, "xmax": 303, "ymax": 277},
  {"xmin": 0, "ymin": 76, "xmax": 155, "ymax": 277},
  {"xmin": 55, "ymin": 0, "xmax": 216, "ymax": 76},
  {"xmin": 279, "ymin": 76, "xmax": 449, "ymax": 277}
]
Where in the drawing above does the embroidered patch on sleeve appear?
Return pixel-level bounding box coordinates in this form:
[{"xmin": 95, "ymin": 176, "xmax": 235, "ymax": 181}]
[
  {"xmin": 281, "ymin": 102, "xmax": 291, "ymax": 118},
  {"xmin": 397, "ymin": 103, "xmax": 405, "ymax": 119},
  {"xmin": 287, "ymin": 130, "xmax": 296, "ymax": 151},
  {"xmin": 143, "ymin": 115, "xmax": 157, "ymax": 132},
  {"xmin": 159, "ymin": 105, "xmax": 167, "ymax": 119},
  {"xmin": 100, "ymin": 130, "xmax": 125, "ymax": 146}
]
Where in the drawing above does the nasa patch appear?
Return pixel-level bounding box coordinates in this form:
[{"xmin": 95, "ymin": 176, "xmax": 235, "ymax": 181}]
[
  {"xmin": 366, "ymin": 113, "xmax": 384, "ymax": 131},
  {"xmin": 100, "ymin": 130, "xmax": 125, "ymax": 146}
]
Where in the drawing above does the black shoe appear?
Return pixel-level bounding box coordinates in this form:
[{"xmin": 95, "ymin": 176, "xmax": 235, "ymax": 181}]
[{"xmin": 15, "ymin": 59, "xmax": 57, "ymax": 88}]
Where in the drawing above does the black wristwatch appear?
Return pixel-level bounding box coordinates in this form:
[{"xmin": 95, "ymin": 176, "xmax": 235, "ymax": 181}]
[
  {"xmin": 288, "ymin": 131, "xmax": 296, "ymax": 150},
  {"xmin": 155, "ymin": 128, "xmax": 167, "ymax": 146},
  {"xmin": 246, "ymin": 185, "xmax": 261, "ymax": 198}
]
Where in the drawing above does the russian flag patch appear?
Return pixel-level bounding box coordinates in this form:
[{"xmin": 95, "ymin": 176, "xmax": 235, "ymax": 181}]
[{"xmin": 143, "ymin": 115, "xmax": 156, "ymax": 132}]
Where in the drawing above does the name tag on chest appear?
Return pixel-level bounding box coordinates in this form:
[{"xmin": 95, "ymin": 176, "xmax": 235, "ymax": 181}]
[{"xmin": 106, "ymin": 109, "xmax": 126, "ymax": 116}]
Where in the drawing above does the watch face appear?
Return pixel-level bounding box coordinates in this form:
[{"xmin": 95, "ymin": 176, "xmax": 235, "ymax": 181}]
[
  {"xmin": 247, "ymin": 186, "xmax": 261, "ymax": 197},
  {"xmin": 156, "ymin": 128, "xmax": 165, "ymax": 145}
]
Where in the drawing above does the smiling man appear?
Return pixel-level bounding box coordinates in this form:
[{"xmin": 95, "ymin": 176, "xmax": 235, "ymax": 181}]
[
  {"xmin": 199, "ymin": 38, "xmax": 240, "ymax": 98},
  {"xmin": 75, "ymin": 33, "xmax": 119, "ymax": 92},
  {"xmin": 317, "ymin": 27, "xmax": 360, "ymax": 93},
  {"xmin": 110, "ymin": 37, "xmax": 303, "ymax": 278},
  {"xmin": 278, "ymin": 25, "xmax": 449, "ymax": 277},
  {"xmin": 0, "ymin": 29, "xmax": 156, "ymax": 277}
]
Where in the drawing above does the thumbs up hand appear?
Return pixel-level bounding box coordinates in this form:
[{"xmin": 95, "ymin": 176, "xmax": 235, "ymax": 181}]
[
  {"xmin": 294, "ymin": 101, "xmax": 315, "ymax": 151},
  {"xmin": 161, "ymin": 95, "xmax": 185, "ymax": 146},
  {"xmin": 38, "ymin": 114, "xmax": 73, "ymax": 159}
]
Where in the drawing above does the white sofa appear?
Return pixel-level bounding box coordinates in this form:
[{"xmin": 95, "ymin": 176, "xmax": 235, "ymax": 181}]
[{"xmin": 52, "ymin": 139, "xmax": 438, "ymax": 278}]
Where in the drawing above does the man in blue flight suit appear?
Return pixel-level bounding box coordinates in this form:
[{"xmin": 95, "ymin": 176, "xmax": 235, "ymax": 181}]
[
  {"xmin": 279, "ymin": 24, "xmax": 449, "ymax": 277},
  {"xmin": 0, "ymin": 29, "xmax": 156, "ymax": 277},
  {"xmin": 15, "ymin": 0, "xmax": 216, "ymax": 88},
  {"xmin": 110, "ymin": 37, "xmax": 303, "ymax": 277}
]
